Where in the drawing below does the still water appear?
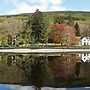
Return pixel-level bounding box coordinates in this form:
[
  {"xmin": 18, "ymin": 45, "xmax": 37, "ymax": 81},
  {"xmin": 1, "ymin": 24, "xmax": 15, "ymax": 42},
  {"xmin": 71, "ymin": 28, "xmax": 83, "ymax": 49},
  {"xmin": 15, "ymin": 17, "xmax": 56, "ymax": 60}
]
[{"xmin": 0, "ymin": 53, "xmax": 90, "ymax": 90}]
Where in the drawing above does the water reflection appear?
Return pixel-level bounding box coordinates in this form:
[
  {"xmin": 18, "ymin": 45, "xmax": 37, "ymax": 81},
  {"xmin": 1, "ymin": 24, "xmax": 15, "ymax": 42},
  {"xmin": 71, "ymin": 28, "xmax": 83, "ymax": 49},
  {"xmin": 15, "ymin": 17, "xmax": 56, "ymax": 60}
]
[
  {"xmin": 81, "ymin": 54, "xmax": 90, "ymax": 62},
  {"xmin": 0, "ymin": 53, "xmax": 90, "ymax": 89},
  {"xmin": 0, "ymin": 84, "xmax": 90, "ymax": 90}
]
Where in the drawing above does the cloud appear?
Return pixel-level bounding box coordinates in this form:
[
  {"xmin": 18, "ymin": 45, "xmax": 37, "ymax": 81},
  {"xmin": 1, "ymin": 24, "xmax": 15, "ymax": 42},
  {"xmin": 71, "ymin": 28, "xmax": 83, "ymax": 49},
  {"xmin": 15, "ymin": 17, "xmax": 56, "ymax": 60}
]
[
  {"xmin": 48, "ymin": 5, "xmax": 66, "ymax": 11},
  {"xmin": 50, "ymin": 0, "xmax": 63, "ymax": 5},
  {"xmin": 3, "ymin": 0, "xmax": 18, "ymax": 6},
  {"xmin": 3, "ymin": 0, "xmax": 18, "ymax": 4},
  {"xmin": 7, "ymin": 85, "xmax": 35, "ymax": 90},
  {"xmin": 10, "ymin": 2, "xmax": 34, "ymax": 14},
  {"xmin": 42, "ymin": 87, "xmax": 66, "ymax": 90},
  {"xmin": 5, "ymin": 84, "xmax": 67, "ymax": 90},
  {"xmin": 8, "ymin": 0, "xmax": 66, "ymax": 15}
]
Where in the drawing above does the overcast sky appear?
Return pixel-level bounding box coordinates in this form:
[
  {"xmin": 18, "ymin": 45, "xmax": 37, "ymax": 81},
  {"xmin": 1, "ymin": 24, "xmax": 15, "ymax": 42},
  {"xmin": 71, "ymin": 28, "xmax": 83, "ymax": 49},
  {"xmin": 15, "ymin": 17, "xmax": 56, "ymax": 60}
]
[{"xmin": 0, "ymin": 0, "xmax": 90, "ymax": 15}]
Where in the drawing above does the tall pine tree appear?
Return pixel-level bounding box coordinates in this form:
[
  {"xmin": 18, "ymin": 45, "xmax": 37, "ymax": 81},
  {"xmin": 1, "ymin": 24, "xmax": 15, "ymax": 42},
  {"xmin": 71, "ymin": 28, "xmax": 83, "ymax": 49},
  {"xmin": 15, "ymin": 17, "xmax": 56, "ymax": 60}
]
[
  {"xmin": 31, "ymin": 9, "xmax": 46, "ymax": 44},
  {"xmin": 74, "ymin": 23, "xmax": 80, "ymax": 37}
]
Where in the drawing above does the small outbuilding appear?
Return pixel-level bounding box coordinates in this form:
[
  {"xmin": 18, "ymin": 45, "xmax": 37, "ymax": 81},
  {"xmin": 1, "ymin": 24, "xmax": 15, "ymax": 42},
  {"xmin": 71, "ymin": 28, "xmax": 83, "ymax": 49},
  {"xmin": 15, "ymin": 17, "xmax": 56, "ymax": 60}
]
[{"xmin": 81, "ymin": 37, "xmax": 90, "ymax": 45}]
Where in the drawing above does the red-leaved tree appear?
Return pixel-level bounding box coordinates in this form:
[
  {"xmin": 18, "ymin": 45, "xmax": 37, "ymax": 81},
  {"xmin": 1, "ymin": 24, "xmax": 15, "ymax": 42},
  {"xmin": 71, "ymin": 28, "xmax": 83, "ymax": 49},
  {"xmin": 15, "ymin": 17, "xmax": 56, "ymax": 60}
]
[{"xmin": 51, "ymin": 23, "xmax": 80, "ymax": 45}]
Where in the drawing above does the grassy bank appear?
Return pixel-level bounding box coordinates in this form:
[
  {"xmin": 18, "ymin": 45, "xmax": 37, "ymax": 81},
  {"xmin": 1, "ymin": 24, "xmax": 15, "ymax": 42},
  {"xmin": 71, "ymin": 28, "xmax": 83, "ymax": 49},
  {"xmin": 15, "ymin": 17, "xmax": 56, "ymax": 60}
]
[{"xmin": 0, "ymin": 43, "xmax": 90, "ymax": 49}]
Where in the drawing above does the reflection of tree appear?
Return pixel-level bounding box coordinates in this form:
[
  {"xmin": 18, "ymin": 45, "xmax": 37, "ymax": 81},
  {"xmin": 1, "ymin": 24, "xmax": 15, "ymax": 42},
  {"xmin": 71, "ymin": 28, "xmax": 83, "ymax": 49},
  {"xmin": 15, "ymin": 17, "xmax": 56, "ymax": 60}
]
[
  {"xmin": 0, "ymin": 54, "xmax": 25, "ymax": 84},
  {"xmin": 0, "ymin": 53, "xmax": 90, "ymax": 87},
  {"xmin": 30, "ymin": 56, "xmax": 53, "ymax": 90},
  {"xmin": 0, "ymin": 53, "xmax": 8, "ymax": 64},
  {"xmin": 75, "ymin": 62, "xmax": 81, "ymax": 77},
  {"xmin": 7, "ymin": 55, "xmax": 16, "ymax": 66},
  {"xmin": 80, "ymin": 62, "xmax": 90, "ymax": 78},
  {"xmin": 49, "ymin": 54, "xmax": 80, "ymax": 78},
  {"xmin": 49, "ymin": 56, "xmax": 67, "ymax": 78},
  {"xmin": 15, "ymin": 55, "xmax": 53, "ymax": 90}
]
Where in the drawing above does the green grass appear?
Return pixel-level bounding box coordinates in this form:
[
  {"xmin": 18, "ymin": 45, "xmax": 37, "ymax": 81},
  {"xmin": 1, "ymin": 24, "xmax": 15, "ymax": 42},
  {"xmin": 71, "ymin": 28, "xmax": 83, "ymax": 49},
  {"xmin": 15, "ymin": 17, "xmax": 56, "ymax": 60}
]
[{"xmin": 1, "ymin": 43, "xmax": 90, "ymax": 49}]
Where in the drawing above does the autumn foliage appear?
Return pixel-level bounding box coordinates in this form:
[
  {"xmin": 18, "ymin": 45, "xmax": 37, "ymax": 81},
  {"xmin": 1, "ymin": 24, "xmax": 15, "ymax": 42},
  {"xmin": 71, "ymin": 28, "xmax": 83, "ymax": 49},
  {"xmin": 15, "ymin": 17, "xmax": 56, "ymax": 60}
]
[{"xmin": 51, "ymin": 23, "xmax": 80, "ymax": 45}]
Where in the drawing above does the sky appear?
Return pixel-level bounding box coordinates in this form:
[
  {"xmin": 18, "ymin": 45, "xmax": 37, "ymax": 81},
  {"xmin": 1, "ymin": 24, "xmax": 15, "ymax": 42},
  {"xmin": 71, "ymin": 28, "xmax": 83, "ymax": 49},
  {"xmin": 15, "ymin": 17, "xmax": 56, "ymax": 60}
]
[{"xmin": 0, "ymin": 0, "xmax": 90, "ymax": 15}]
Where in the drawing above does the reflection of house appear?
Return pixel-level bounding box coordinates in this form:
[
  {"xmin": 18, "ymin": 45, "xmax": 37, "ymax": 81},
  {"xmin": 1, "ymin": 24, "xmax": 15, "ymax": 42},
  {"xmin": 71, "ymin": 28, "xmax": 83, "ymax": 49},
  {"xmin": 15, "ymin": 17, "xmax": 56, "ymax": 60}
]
[
  {"xmin": 81, "ymin": 54, "xmax": 90, "ymax": 62},
  {"xmin": 81, "ymin": 37, "xmax": 90, "ymax": 45}
]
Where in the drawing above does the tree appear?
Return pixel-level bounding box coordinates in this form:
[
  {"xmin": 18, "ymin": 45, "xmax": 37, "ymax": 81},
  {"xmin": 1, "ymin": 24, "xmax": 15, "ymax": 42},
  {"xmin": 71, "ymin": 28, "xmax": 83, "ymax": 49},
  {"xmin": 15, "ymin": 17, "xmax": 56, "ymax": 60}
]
[
  {"xmin": 67, "ymin": 15, "xmax": 74, "ymax": 26},
  {"xmin": 3, "ymin": 17, "xmax": 23, "ymax": 37},
  {"xmin": 30, "ymin": 56, "xmax": 53, "ymax": 90},
  {"xmin": 31, "ymin": 9, "xmax": 47, "ymax": 44},
  {"xmin": 7, "ymin": 34, "xmax": 13, "ymax": 46},
  {"xmin": 74, "ymin": 23, "xmax": 80, "ymax": 37},
  {"xmin": 54, "ymin": 16, "xmax": 65, "ymax": 24},
  {"xmin": 1, "ymin": 36, "xmax": 8, "ymax": 47},
  {"xmin": 0, "ymin": 17, "xmax": 24, "ymax": 46},
  {"xmin": 51, "ymin": 23, "xmax": 78, "ymax": 45},
  {"xmin": 21, "ymin": 18, "xmax": 32, "ymax": 44}
]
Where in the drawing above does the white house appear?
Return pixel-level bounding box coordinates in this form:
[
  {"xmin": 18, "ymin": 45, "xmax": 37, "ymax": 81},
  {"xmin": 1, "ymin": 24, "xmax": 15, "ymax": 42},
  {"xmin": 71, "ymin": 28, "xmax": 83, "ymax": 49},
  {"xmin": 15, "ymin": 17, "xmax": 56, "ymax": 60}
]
[{"xmin": 81, "ymin": 37, "xmax": 90, "ymax": 45}]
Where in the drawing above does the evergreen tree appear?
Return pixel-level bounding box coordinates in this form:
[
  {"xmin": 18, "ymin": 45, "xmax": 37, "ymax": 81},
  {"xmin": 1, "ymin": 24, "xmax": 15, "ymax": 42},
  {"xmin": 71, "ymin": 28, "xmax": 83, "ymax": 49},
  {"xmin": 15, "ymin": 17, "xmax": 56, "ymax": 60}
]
[
  {"xmin": 7, "ymin": 34, "xmax": 12, "ymax": 46},
  {"xmin": 31, "ymin": 9, "xmax": 47, "ymax": 44},
  {"xmin": 67, "ymin": 15, "xmax": 74, "ymax": 26},
  {"xmin": 22, "ymin": 19, "xmax": 32, "ymax": 44},
  {"xmin": 74, "ymin": 23, "xmax": 80, "ymax": 37},
  {"xmin": 54, "ymin": 16, "xmax": 65, "ymax": 24}
]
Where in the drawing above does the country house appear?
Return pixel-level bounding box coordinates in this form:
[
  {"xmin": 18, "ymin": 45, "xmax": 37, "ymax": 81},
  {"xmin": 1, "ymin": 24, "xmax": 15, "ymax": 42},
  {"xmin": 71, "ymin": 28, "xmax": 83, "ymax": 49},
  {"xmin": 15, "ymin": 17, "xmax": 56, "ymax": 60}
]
[{"xmin": 81, "ymin": 37, "xmax": 90, "ymax": 45}]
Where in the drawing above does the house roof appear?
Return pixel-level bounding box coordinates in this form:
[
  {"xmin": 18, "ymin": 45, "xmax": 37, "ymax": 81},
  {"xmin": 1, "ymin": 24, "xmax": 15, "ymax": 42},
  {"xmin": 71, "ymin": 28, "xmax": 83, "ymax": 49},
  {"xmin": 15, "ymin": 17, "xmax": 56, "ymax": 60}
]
[{"xmin": 82, "ymin": 37, "xmax": 90, "ymax": 40}]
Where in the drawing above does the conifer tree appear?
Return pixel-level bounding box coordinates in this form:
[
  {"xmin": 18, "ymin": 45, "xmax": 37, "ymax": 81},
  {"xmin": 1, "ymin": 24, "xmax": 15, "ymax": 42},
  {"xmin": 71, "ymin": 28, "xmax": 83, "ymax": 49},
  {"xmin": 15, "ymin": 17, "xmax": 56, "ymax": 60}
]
[
  {"xmin": 74, "ymin": 23, "xmax": 80, "ymax": 37},
  {"xmin": 67, "ymin": 15, "xmax": 74, "ymax": 26},
  {"xmin": 31, "ymin": 9, "xmax": 47, "ymax": 43}
]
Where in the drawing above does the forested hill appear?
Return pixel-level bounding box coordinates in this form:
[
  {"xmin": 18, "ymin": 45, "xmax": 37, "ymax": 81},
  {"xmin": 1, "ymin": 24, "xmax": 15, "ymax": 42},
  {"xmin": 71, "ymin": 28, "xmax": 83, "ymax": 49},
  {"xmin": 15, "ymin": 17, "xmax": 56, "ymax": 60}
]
[{"xmin": 1, "ymin": 11, "xmax": 90, "ymax": 18}]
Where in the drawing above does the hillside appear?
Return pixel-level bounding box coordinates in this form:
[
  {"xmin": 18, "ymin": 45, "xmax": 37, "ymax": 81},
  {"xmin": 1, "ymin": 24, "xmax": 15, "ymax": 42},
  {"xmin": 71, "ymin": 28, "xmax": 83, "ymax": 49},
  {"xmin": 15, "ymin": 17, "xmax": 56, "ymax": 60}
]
[{"xmin": 0, "ymin": 11, "xmax": 90, "ymax": 47}]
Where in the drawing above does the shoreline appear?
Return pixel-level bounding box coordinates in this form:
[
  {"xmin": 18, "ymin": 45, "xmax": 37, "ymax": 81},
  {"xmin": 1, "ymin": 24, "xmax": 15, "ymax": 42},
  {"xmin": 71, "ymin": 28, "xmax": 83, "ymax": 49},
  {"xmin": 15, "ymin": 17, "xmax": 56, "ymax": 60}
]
[{"xmin": 0, "ymin": 48, "xmax": 90, "ymax": 53}]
